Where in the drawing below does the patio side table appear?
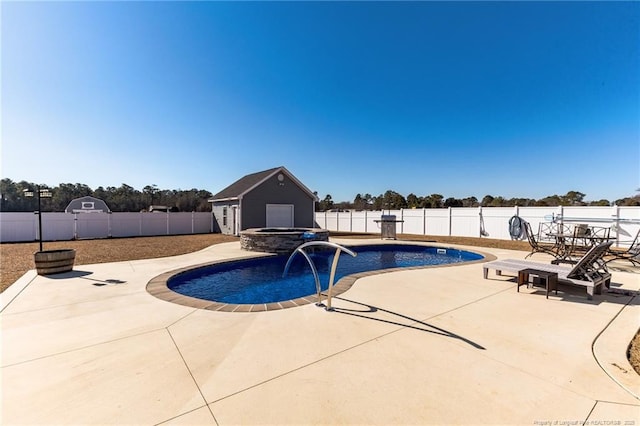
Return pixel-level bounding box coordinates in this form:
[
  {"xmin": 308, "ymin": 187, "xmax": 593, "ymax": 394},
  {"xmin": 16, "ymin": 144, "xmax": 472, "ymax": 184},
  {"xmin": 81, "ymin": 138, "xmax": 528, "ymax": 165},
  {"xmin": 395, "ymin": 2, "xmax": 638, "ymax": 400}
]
[{"xmin": 517, "ymin": 268, "xmax": 558, "ymax": 299}]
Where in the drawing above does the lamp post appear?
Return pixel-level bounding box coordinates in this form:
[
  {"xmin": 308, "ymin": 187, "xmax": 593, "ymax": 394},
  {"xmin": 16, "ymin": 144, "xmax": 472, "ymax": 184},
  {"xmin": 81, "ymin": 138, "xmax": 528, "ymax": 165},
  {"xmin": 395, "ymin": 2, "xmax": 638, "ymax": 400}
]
[
  {"xmin": 23, "ymin": 186, "xmax": 52, "ymax": 252},
  {"xmin": 22, "ymin": 186, "xmax": 75, "ymax": 275}
]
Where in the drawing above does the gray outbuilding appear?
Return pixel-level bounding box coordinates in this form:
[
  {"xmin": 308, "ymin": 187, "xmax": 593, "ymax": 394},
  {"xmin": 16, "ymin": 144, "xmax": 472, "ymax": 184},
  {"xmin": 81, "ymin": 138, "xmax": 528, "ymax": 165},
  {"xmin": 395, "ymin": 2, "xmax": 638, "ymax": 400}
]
[
  {"xmin": 65, "ymin": 196, "xmax": 111, "ymax": 213},
  {"xmin": 209, "ymin": 166, "xmax": 319, "ymax": 235}
]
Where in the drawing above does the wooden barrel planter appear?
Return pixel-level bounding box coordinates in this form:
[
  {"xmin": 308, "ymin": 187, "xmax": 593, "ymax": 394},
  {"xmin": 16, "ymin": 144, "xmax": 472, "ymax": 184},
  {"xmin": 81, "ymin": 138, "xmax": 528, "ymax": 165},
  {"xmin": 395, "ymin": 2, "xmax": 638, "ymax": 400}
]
[{"xmin": 34, "ymin": 249, "xmax": 76, "ymax": 275}]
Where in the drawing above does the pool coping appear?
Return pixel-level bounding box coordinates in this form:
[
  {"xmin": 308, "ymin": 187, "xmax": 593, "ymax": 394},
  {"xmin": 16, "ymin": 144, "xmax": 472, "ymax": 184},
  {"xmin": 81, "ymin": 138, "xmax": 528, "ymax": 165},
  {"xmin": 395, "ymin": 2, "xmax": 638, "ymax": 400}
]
[{"xmin": 146, "ymin": 242, "xmax": 497, "ymax": 312}]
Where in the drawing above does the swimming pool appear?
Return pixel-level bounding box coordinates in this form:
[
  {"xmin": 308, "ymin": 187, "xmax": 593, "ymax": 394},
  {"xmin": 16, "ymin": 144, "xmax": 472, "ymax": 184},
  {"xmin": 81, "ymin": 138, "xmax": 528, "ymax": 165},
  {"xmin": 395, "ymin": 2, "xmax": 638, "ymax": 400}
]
[{"xmin": 163, "ymin": 244, "xmax": 484, "ymax": 308}]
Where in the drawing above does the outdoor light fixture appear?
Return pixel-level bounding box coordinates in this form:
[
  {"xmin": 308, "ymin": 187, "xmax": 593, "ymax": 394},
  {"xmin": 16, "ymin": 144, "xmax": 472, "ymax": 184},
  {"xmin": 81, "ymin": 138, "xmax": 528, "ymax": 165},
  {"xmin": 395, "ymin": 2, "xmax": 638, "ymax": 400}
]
[
  {"xmin": 22, "ymin": 186, "xmax": 76, "ymax": 275},
  {"xmin": 23, "ymin": 186, "xmax": 52, "ymax": 252}
]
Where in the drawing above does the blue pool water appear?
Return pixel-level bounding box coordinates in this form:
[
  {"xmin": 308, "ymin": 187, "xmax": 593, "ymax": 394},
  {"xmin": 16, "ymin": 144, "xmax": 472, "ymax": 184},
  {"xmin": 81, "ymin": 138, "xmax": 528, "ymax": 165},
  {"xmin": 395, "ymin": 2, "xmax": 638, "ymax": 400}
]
[{"xmin": 168, "ymin": 244, "xmax": 483, "ymax": 305}]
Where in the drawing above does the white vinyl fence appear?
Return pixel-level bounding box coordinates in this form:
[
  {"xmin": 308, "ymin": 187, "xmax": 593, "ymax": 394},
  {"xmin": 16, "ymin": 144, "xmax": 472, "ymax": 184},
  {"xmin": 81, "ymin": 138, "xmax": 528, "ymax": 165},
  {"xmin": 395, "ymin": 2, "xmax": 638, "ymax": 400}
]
[
  {"xmin": 2, "ymin": 206, "xmax": 639, "ymax": 249},
  {"xmin": 315, "ymin": 205, "xmax": 640, "ymax": 249},
  {"xmin": 0, "ymin": 212, "xmax": 213, "ymax": 242}
]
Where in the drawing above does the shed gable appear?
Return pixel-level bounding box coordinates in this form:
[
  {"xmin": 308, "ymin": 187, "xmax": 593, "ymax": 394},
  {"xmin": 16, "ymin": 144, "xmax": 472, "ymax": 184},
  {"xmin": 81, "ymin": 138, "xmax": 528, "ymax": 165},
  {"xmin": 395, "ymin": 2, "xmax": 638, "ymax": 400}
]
[
  {"xmin": 65, "ymin": 196, "xmax": 111, "ymax": 213},
  {"xmin": 209, "ymin": 166, "xmax": 318, "ymax": 202}
]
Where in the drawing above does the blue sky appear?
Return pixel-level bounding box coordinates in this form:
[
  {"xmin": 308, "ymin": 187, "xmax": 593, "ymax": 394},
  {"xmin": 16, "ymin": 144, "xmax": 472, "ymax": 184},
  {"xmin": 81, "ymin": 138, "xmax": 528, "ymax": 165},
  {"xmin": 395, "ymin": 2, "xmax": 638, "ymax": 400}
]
[{"xmin": 2, "ymin": 1, "xmax": 639, "ymax": 203}]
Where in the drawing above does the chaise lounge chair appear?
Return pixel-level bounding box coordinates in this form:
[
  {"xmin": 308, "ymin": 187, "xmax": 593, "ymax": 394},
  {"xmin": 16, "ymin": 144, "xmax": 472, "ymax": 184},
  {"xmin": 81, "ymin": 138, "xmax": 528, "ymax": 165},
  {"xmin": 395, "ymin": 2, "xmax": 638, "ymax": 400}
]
[
  {"xmin": 523, "ymin": 221, "xmax": 558, "ymax": 259},
  {"xmin": 606, "ymin": 229, "xmax": 640, "ymax": 267},
  {"xmin": 482, "ymin": 241, "xmax": 613, "ymax": 300}
]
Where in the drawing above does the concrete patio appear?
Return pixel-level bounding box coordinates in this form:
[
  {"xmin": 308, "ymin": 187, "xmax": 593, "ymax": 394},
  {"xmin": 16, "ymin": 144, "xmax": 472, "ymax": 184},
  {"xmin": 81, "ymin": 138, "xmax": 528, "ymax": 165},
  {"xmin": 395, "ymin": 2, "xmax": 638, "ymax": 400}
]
[{"xmin": 1, "ymin": 239, "xmax": 639, "ymax": 425}]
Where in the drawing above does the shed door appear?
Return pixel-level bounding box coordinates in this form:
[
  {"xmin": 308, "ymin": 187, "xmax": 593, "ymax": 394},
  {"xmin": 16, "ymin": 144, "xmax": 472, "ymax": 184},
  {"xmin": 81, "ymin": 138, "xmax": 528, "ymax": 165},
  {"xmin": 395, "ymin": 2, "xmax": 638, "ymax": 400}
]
[
  {"xmin": 232, "ymin": 206, "xmax": 239, "ymax": 236},
  {"xmin": 266, "ymin": 204, "xmax": 294, "ymax": 228}
]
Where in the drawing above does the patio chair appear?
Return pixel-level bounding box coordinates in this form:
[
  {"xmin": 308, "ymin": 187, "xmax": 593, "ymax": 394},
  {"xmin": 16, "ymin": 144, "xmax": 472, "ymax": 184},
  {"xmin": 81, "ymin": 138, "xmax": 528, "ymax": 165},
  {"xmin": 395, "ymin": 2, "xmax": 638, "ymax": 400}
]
[
  {"xmin": 606, "ymin": 229, "xmax": 640, "ymax": 267},
  {"xmin": 537, "ymin": 222, "xmax": 572, "ymax": 243},
  {"xmin": 523, "ymin": 221, "xmax": 558, "ymax": 259},
  {"xmin": 482, "ymin": 241, "xmax": 613, "ymax": 299},
  {"xmin": 566, "ymin": 223, "xmax": 593, "ymax": 258},
  {"xmin": 589, "ymin": 226, "xmax": 611, "ymax": 243},
  {"xmin": 572, "ymin": 223, "xmax": 591, "ymax": 245},
  {"xmin": 537, "ymin": 222, "xmax": 557, "ymax": 243},
  {"xmin": 542, "ymin": 222, "xmax": 578, "ymax": 264},
  {"xmin": 558, "ymin": 225, "xmax": 613, "ymax": 264}
]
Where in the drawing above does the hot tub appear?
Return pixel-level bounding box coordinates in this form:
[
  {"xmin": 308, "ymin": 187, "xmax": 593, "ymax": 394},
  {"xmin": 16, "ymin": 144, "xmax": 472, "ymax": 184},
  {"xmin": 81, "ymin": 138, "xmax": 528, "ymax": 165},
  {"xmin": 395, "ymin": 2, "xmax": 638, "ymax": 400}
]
[{"xmin": 240, "ymin": 228, "xmax": 329, "ymax": 253}]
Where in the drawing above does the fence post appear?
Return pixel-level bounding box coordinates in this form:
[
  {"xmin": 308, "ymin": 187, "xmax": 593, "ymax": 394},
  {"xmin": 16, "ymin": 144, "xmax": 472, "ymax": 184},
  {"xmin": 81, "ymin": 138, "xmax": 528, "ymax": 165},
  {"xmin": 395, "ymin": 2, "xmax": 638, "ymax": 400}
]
[
  {"xmin": 612, "ymin": 204, "xmax": 620, "ymax": 247},
  {"xmin": 400, "ymin": 209, "xmax": 404, "ymax": 234},
  {"xmin": 557, "ymin": 205, "xmax": 564, "ymax": 228},
  {"xmin": 34, "ymin": 212, "xmax": 40, "ymax": 242},
  {"xmin": 448, "ymin": 207, "xmax": 452, "ymax": 236},
  {"xmin": 350, "ymin": 210, "xmax": 353, "ymax": 232},
  {"xmin": 420, "ymin": 209, "xmax": 427, "ymax": 236},
  {"xmin": 364, "ymin": 210, "xmax": 368, "ymax": 233}
]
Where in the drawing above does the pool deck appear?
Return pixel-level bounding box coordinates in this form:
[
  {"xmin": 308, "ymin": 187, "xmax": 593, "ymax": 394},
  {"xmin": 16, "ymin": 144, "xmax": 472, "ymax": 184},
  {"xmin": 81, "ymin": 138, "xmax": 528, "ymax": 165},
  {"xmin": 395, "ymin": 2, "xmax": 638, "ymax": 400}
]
[{"xmin": 1, "ymin": 238, "xmax": 639, "ymax": 425}]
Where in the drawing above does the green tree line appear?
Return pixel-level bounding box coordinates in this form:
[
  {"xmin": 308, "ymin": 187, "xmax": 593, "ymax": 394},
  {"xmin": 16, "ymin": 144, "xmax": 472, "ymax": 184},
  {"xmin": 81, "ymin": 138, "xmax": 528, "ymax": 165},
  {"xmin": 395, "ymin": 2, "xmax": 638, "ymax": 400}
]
[
  {"xmin": 2, "ymin": 179, "xmax": 638, "ymax": 213},
  {"xmin": 315, "ymin": 190, "xmax": 640, "ymax": 211},
  {"xmin": 0, "ymin": 179, "xmax": 213, "ymax": 212}
]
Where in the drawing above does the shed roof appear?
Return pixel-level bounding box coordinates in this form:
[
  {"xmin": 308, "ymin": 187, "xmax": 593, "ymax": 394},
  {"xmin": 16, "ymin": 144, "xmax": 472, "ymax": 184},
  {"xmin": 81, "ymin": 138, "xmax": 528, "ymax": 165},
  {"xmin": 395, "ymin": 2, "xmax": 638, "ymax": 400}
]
[
  {"xmin": 209, "ymin": 166, "xmax": 318, "ymax": 202},
  {"xmin": 65, "ymin": 196, "xmax": 111, "ymax": 213}
]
